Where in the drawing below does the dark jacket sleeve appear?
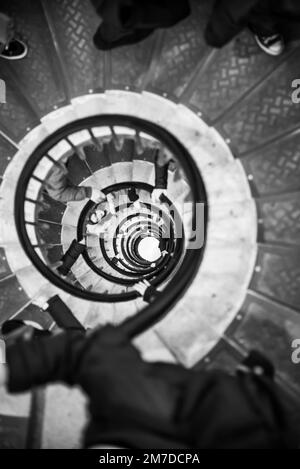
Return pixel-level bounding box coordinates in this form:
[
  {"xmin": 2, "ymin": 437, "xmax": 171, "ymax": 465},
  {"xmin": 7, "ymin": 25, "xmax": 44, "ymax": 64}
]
[
  {"xmin": 205, "ymin": 0, "xmax": 259, "ymax": 47},
  {"xmin": 6, "ymin": 331, "xmax": 86, "ymax": 393}
]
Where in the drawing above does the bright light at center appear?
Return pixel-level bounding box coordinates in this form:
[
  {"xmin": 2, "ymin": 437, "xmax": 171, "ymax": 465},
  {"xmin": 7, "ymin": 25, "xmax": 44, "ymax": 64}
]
[{"xmin": 138, "ymin": 236, "xmax": 161, "ymax": 262}]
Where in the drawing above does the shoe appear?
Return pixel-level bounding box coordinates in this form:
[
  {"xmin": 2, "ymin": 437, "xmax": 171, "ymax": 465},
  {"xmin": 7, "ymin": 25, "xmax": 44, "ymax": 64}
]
[
  {"xmin": 0, "ymin": 39, "xmax": 28, "ymax": 60},
  {"xmin": 254, "ymin": 34, "xmax": 284, "ymax": 56}
]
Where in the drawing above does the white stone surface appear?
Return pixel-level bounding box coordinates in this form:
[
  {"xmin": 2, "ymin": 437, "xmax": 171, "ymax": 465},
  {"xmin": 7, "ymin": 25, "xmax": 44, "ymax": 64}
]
[{"xmin": 42, "ymin": 385, "xmax": 87, "ymax": 449}]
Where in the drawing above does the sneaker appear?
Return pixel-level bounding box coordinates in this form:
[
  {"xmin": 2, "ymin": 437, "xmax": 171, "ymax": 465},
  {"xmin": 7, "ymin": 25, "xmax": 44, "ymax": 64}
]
[
  {"xmin": 254, "ymin": 34, "xmax": 284, "ymax": 56},
  {"xmin": 0, "ymin": 39, "xmax": 28, "ymax": 60}
]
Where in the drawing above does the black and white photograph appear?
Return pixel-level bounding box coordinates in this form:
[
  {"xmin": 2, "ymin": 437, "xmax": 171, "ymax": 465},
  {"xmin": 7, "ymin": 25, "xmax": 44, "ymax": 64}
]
[{"xmin": 0, "ymin": 0, "xmax": 299, "ymax": 455}]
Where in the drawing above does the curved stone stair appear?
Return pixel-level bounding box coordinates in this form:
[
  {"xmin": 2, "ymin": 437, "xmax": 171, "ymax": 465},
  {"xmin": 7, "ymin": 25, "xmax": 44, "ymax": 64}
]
[{"xmin": 0, "ymin": 0, "xmax": 299, "ymax": 448}]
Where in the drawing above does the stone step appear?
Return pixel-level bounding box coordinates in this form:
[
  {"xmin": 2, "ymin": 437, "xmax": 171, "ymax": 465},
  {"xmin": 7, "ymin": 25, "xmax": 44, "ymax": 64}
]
[
  {"xmin": 41, "ymin": 385, "xmax": 87, "ymax": 449},
  {"xmin": 155, "ymin": 239, "xmax": 257, "ymax": 367},
  {"xmin": 132, "ymin": 160, "xmax": 155, "ymax": 185}
]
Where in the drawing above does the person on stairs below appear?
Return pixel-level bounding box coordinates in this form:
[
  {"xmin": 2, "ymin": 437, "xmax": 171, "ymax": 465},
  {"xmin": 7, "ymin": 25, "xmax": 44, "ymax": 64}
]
[
  {"xmin": 152, "ymin": 147, "xmax": 173, "ymax": 204},
  {"xmin": 204, "ymin": 0, "xmax": 300, "ymax": 56},
  {"xmin": 91, "ymin": 0, "xmax": 191, "ymax": 51},
  {"xmin": 46, "ymin": 157, "xmax": 108, "ymax": 205},
  {"xmin": 0, "ymin": 11, "xmax": 28, "ymax": 60},
  {"xmin": 0, "ymin": 324, "xmax": 297, "ymax": 449}
]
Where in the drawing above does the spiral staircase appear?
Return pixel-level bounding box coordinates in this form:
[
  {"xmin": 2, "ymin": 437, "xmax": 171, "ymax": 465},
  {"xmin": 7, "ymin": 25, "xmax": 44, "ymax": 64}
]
[{"xmin": 0, "ymin": 0, "xmax": 300, "ymax": 448}]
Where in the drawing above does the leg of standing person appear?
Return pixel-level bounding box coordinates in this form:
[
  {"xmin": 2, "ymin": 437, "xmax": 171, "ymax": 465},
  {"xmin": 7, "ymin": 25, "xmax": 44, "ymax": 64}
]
[{"xmin": 0, "ymin": 12, "xmax": 28, "ymax": 60}]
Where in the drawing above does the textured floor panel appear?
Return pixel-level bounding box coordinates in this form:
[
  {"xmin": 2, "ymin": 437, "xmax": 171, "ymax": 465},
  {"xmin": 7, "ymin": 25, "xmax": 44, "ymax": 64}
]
[
  {"xmin": 251, "ymin": 246, "xmax": 300, "ymax": 310},
  {"xmin": 217, "ymin": 47, "xmax": 300, "ymax": 153}
]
